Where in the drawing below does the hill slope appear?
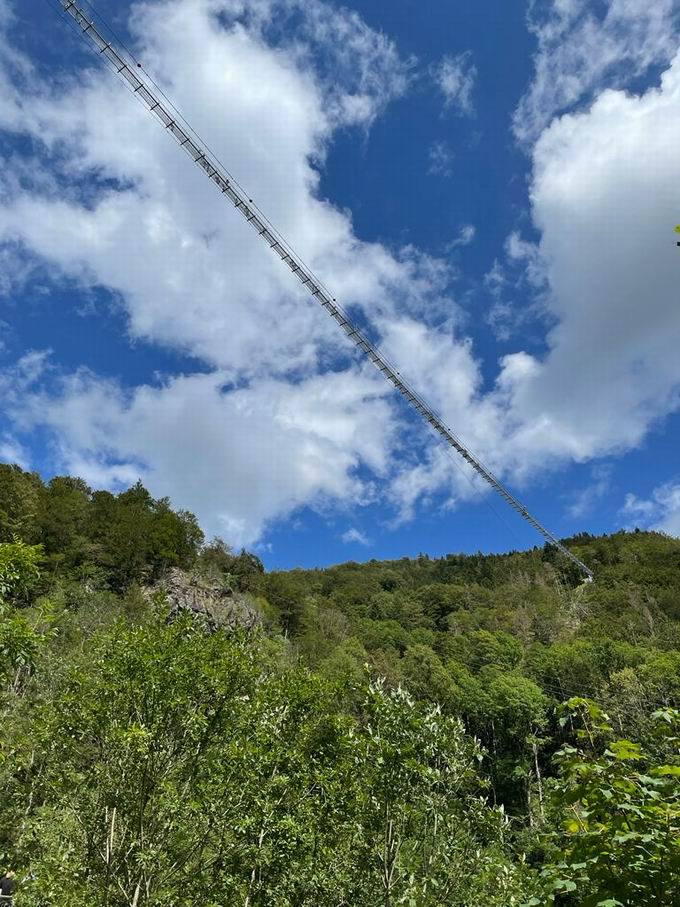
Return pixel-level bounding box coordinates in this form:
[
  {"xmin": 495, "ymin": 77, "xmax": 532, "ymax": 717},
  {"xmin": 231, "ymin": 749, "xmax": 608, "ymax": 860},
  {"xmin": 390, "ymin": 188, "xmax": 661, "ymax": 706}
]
[{"xmin": 0, "ymin": 465, "xmax": 678, "ymax": 904}]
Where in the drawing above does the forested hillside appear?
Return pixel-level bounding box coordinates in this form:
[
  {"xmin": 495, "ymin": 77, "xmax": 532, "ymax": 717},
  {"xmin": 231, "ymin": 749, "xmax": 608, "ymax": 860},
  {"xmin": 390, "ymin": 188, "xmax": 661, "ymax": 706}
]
[{"xmin": 0, "ymin": 463, "xmax": 678, "ymax": 905}]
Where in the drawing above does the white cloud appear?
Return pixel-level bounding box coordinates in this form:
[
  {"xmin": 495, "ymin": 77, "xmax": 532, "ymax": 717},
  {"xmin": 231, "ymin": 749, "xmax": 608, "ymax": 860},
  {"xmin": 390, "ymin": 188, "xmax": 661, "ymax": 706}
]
[
  {"xmin": 203, "ymin": 0, "xmax": 413, "ymax": 128},
  {"xmin": 515, "ymin": 0, "xmax": 680, "ymax": 143},
  {"xmin": 622, "ymin": 481, "xmax": 680, "ymax": 537},
  {"xmin": 449, "ymin": 224, "xmax": 476, "ymax": 248},
  {"xmin": 341, "ymin": 527, "xmax": 371, "ymax": 546},
  {"xmin": 0, "ymin": 352, "xmax": 393, "ymax": 546},
  {"xmin": 427, "ymin": 140, "xmax": 454, "ymax": 177},
  {"xmin": 621, "ymin": 492, "xmax": 657, "ymax": 523},
  {"xmin": 0, "ymin": 0, "xmax": 452, "ymax": 543},
  {"xmin": 566, "ymin": 464, "xmax": 612, "ymax": 519},
  {"xmin": 268, "ymin": 0, "xmax": 414, "ymax": 127},
  {"xmin": 0, "ymin": 0, "xmax": 425, "ymax": 380},
  {"xmin": 507, "ymin": 55, "xmax": 680, "ymax": 460},
  {"xmin": 377, "ymin": 317, "xmax": 510, "ymax": 520},
  {"xmin": 483, "ymin": 261, "xmax": 518, "ymax": 342},
  {"xmin": 0, "ymin": 434, "xmax": 28, "ymax": 468},
  {"xmin": 391, "ymin": 11, "xmax": 680, "ymax": 525},
  {"xmin": 433, "ymin": 52, "xmax": 476, "ymax": 115},
  {"xmin": 381, "ymin": 54, "xmax": 680, "ymax": 516},
  {"xmin": 504, "ymin": 232, "xmax": 547, "ymax": 289},
  {"xmin": 481, "ymin": 235, "xmax": 548, "ymax": 342},
  {"xmin": 1, "ymin": 0, "xmax": 680, "ymax": 548}
]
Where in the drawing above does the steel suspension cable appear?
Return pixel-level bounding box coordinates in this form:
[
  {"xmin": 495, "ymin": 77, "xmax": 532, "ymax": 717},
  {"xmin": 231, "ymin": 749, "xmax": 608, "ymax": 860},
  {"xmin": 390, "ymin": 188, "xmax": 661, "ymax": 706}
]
[{"xmin": 50, "ymin": 0, "xmax": 594, "ymax": 581}]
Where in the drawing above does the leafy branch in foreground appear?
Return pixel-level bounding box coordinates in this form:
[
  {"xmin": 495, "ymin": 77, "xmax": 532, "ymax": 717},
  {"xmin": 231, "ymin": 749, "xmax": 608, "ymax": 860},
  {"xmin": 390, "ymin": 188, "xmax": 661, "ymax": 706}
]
[{"xmin": 535, "ymin": 699, "xmax": 680, "ymax": 907}]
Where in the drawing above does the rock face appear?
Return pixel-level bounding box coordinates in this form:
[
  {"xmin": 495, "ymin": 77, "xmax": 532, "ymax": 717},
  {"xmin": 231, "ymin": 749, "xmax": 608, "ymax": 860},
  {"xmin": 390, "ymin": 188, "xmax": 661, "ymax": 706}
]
[{"xmin": 149, "ymin": 568, "xmax": 261, "ymax": 633}]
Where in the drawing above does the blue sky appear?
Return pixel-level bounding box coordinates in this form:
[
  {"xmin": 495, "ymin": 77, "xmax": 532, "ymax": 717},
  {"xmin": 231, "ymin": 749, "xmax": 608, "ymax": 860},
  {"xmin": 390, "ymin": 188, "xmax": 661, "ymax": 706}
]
[{"xmin": 1, "ymin": 0, "xmax": 680, "ymax": 568}]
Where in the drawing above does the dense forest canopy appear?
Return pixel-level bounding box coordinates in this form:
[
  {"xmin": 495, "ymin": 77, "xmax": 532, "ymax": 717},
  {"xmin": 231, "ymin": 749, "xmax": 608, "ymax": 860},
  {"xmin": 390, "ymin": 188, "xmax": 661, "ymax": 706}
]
[{"xmin": 0, "ymin": 463, "xmax": 678, "ymax": 905}]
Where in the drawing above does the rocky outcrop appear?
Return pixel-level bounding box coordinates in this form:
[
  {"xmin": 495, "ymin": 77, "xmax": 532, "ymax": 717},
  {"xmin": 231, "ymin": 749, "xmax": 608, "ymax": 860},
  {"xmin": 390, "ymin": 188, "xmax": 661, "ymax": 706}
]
[{"xmin": 148, "ymin": 567, "xmax": 261, "ymax": 633}]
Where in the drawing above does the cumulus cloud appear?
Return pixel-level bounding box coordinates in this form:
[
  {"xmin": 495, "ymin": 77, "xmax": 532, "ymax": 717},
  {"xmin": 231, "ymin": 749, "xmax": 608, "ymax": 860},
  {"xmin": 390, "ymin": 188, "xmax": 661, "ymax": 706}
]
[
  {"xmin": 1, "ymin": 0, "xmax": 680, "ymax": 547},
  {"xmin": 515, "ymin": 0, "xmax": 680, "ymax": 143},
  {"xmin": 381, "ymin": 52, "xmax": 680, "ymax": 516},
  {"xmin": 378, "ymin": 317, "xmax": 512, "ymax": 520},
  {"xmin": 433, "ymin": 52, "xmax": 477, "ymax": 115},
  {"xmin": 504, "ymin": 232, "xmax": 547, "ymax": 290},
  {"xmin": 199, "ymin": 0, "xmax": 414, "ymax": 128},
  {"xmin": 481, "ymin": 234, "xmax": 549, "ymax": 341},
  {"xmin": 622, "ymin": 482, "xmax": 680, "ymax": 537},
  {"xmin": 0, "ymin": 352, "xmax": 393, "ymax": 546},
  {"xmin": 0, "ymin": 0, "xmax": 430, "ymax": 379},
  {"xmin": 0, "ymin": 0, "xmax": 451, "ymax": 542},
  {"xmin": 509, "ymin": 55, "xmax": 680, "ymax": 459}
]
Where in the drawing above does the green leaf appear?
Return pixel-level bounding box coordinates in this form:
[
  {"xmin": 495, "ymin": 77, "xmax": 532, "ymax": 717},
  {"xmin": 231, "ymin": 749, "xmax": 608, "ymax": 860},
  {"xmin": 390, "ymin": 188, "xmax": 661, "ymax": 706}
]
[
  {"xmin": 553, "ymin": 879, "xmax": 577, "ymax": 892},
  {"xmin": 654, "ymin": 765, "xmax": 680, "ymax": 777}
]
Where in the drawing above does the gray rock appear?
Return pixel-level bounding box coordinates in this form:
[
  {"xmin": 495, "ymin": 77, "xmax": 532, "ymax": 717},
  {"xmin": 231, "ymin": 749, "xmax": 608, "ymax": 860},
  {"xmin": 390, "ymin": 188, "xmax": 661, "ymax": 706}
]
[{"xmin": 148, "ymin": 567, "xmax": 261, "ymax": 633}]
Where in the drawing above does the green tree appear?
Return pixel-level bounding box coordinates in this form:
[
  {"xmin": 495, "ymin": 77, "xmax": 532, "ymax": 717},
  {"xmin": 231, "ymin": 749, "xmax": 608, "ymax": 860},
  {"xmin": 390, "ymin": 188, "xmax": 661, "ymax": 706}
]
[
  {"xmin": 0, "ymin": 464, "xmax": 43, "ymax": 543},
  {"xmin": 401, "ymin": 643, "xmax": 459, "ymax": 709},
  {"xmin": 475, "ymin": 670, "xmax": 549, "ymax": 816},
  {"xmin": 0, "ymin": 538, "xmax": 42, "ymax": 605},
  {"xmin": 262, "ymin": 571, "xmax": 314, "ymax": 636},
  {"xmin": 0, "ymin": 540, "xmax": 46, "ymax": 718},
  {"xmin": 12, "ymin": 612, "xmax": 263, "ymax": 905},
  {"xmin": 38, "ymin": 476, "xmax": 92, "ymax": 569},
  {"xmin": 87, "ymin": 483, "xmax": 203, "ymax": 588},
  {"xmin": 351, "ymin": 682, "xmax": 533, "ymax": 906}
]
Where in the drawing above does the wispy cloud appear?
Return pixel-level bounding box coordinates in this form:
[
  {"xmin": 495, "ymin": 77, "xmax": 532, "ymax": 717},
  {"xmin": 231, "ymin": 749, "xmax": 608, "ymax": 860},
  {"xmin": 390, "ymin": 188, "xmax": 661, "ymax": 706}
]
[
  {"xmin": 449, "ymin": 224, "xmax": 476, "ymax": 248},
  {"xmin": 341, "ymin": 527, "xmax": 371, "ymax": 546},
  {"xmin": 514, "ymin": 0, "xmax": 680, "ymax": 143},
  {"xmin": 427, "ymin": 140, "xmax": 454, "ymax": 177},
  {"xmin": 433, "ymin": 52, "xmax": 477, "ymax": 115},
  {"xmin": 0, "ymin": 434, "xmax": 28, "ymax": 469},
  {"xmin": 567, "ymin": 465, "xmax": 612, "ymax": 519},
  {"xmin": 622, "ymin": 481, "xmax": 680, "ymax": 537}
]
